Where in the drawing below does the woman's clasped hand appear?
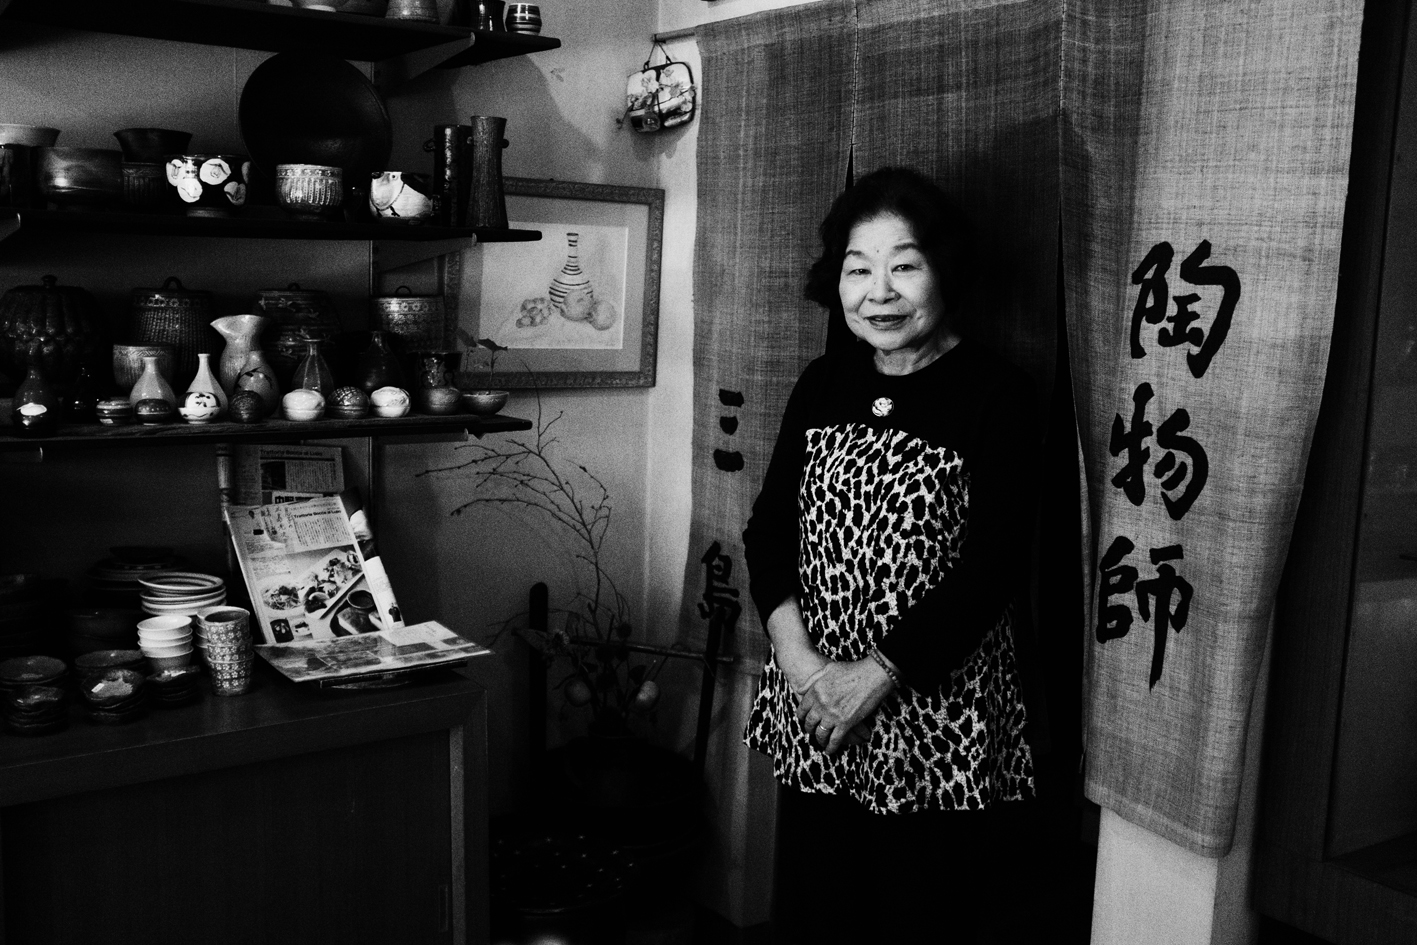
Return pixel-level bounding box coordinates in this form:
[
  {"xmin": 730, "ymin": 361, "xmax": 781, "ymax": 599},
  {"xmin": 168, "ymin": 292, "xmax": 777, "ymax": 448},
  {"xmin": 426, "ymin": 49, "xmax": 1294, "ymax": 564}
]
[{"xmin": 791, "ymin": 656, "xmax": 893, "ymax": 755}]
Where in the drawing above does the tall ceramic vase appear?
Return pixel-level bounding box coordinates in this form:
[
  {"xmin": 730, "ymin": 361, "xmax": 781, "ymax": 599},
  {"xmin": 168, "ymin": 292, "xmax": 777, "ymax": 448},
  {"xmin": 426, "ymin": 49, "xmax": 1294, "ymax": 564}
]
[
  {"xmin": 128, "ymin": 355, "xmax": 176, "ymax": 406},
  {"xmin": 213, "ymin": 314, "xmax": 270, "ymax": 398},
  {"xmin": 467, "ymin": 115, "xmax": 508, "ymax": 228},
  {"xmin": 187, "ymin": 351, "xmax": 228, "ymax": 417}
]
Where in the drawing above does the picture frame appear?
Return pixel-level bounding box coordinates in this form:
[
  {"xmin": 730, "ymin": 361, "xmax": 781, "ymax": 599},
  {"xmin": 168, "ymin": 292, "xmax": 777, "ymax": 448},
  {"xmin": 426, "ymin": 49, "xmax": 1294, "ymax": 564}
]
[{"xmin": 456, "ymin": 177, "xmax": 665, "ymax": 389}]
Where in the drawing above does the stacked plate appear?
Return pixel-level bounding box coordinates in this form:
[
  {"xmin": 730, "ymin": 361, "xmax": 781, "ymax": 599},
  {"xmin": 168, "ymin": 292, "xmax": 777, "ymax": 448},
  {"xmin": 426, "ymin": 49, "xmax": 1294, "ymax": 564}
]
[
  {"xmin": 80, "ymin": 668, "xmax": 147, "ymax": 724},
  {"xmin": 88, "ymin": 547, "xmax": 184, "ymax": 605},
  {"xmin": 147, "ymin": 665, "xmax": 202, "ymax": 708},
  {"xmin": 139, "ymin": 572, "xmax": 226, "ymax": 618},
  {"xmin": 4, "ymin": 685, "xmax": 69, "ymax": 736},
  {"xmin": 0, "ymin": 654, "xmax": 68, "ymax": 694},
  {"xmin": 73, "ymin": 648, "xmax": 147, "ymax": 687}
]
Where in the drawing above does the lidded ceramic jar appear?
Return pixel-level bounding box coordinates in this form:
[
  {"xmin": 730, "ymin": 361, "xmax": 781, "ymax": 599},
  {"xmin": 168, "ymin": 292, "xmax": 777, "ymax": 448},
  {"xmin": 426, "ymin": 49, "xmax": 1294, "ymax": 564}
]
[
  {"xmin": 0, "ymin": 274, "xmax": 108, "ymax": 393},
  {"xmin": 253, "ymin": 282, "xmax": 341, "ymax": 389},
  {"xmin": 130, "ymin": 276, "xmax": 220, "ymax": 392}
]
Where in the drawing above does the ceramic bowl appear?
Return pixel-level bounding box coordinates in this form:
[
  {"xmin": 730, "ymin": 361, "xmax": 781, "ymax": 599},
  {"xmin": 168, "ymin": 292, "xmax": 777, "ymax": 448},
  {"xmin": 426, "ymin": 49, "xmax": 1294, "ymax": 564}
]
[
  {"xmin": 368, "ymin": 171, "xmax": 434, "ymax": 224},
  {"xmin": 141, "ymin": 640, "xmax": 193, "ymax": 658},
  {"xmin": 112, "ymin": 344, "xmax": 175, "ymax": 392},
  {"xmin": 0, "ymin": 124, "xmax": 59, "ymax": 147},
  {"xmin": 461, "ymin": 389, "xmax": 508, "ymax": 416},
  {"xmin": 121, "ymin": 161, "xmax": 168, "ymax": 210},
  {"xmin": 69, "ymin": 607, "xmax": 143, "ymax": 640},
  {"xmin": 81, "ymin": 667, "xmax": 146, "ymax": 707},
  {"xmin": 146, "ymin": 650, "xmax": 194, "ymax": 672},
  {"xmin": 137, "ymin": 614, "xmax": 192, "ymax": 634},
  {"xmin": 164, "ymin": 154, "xmax": 250, "ymax": 214},
  {"xmin": 112, "ymin": 127, "xmax": 192, "ymax": 163},
  {"xmin": 74, "ymin": 649, "xmax": 146, "ymax": 682},
  {"xmin": 418, "ymin": 385, "xmax": 463, "ymax": 415},
  {"xmin": 276, "ymin": 163, "xmax": 344, "ymax": 218},
  {"xmin": 36, "ymin": 146, "xmax": 123, "ymax": 206},
  {"xmin": 369, "ymin": 386, "xmax": 410, "ymax": 418}
]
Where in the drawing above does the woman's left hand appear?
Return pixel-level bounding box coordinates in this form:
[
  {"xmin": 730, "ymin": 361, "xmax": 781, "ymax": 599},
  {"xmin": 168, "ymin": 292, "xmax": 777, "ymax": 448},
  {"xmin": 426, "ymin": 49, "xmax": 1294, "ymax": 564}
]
[{"xmin": 796, "ymin": 658, "xmax": 896, "ymax": 756}]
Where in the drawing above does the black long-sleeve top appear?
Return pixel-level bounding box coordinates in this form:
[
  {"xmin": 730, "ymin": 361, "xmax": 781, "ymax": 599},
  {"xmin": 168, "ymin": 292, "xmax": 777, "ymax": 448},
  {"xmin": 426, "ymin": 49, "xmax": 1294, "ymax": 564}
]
[{"xmin": 742, "ymin": 338, "xmax": 1038, "ymax": 691}]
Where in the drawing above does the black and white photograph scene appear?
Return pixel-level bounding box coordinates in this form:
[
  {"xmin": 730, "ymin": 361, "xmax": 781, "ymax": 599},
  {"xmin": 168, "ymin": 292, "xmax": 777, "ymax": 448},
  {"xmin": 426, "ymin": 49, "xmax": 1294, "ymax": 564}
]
[{"xmin": 0, "ymin": 1, "xmax": 1401, "ymax": 944}]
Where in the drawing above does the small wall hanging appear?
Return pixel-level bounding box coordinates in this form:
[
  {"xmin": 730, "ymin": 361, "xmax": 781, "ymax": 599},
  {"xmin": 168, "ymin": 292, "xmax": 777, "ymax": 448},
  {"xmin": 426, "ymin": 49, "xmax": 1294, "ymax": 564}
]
[{"xmin": 626, "ymin": 42, "xmax": 696, "ymax": 133}]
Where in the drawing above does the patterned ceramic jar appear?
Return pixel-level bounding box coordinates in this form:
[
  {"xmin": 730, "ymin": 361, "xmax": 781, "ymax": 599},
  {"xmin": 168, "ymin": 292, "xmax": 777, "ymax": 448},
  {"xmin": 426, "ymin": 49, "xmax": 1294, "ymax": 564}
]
[{"xmin": 275, "ymin": 163, "xmax": 343, "ymax": 218}]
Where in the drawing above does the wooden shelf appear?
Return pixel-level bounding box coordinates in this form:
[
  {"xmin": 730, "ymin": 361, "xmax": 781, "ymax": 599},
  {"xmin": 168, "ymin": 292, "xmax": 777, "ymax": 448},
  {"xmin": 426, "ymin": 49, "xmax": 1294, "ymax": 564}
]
[
  {"xmin": 0, "ymin": 409, "xmax": 532, "ymax": 452},
  {"xmin": 0, "ymin": 207, "xmax": 541, "ymax": 245}
]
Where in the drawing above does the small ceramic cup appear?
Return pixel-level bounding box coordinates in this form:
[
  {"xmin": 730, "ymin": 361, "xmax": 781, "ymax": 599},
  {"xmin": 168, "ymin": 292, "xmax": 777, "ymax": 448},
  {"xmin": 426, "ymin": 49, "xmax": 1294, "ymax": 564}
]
[
  {"xmin": 505, "ymin": 2, "xmax": 541, "ymax": 33},
  {"xmin": 197, "ymin": 606, "xmax": 252, "ymax": 646}
]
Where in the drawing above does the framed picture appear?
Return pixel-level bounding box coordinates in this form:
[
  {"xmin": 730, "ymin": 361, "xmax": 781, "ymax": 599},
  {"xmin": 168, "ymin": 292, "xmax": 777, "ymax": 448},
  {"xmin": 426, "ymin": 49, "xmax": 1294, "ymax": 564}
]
[{"xmin": 457, "ymin": 177, "xmax": 664, "ymax": 389}]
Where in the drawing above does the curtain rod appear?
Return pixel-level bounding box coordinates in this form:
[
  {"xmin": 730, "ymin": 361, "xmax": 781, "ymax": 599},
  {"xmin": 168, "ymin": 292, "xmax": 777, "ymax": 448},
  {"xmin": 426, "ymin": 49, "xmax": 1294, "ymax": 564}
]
[{"xmin": 653, "ymin": 26, "xmax": 697, "ymax": 42}]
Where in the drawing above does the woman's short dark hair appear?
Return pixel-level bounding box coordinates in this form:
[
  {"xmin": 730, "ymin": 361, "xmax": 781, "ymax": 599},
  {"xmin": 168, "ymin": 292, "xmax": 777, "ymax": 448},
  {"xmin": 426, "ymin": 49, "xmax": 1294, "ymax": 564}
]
[{"xmin": 804, "ymin": 167, "xmax": 975, "ymax": 318}]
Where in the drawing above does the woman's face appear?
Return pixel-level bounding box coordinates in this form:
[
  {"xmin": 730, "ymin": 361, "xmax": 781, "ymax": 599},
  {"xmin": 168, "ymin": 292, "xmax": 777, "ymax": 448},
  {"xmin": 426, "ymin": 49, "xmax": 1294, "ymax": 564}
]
[{"xmin": 838, "ymin": 212, "xmax": 950, "ymax": 365}]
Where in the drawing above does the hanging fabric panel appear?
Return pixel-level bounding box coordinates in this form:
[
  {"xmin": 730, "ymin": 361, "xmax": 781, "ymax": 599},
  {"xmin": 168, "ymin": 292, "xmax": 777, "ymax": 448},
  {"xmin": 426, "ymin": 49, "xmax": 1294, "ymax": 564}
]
[
  {"xmin": 679, "ymin": 1, "xmax": 854, "ymax": 666},
  {"xmin": 1062, "ymin": 0, "xmax": 1364, "ymax": 856},
  {"xmin": 853, "ymin": 0, "xmax": 1060, "ymax": 407}
]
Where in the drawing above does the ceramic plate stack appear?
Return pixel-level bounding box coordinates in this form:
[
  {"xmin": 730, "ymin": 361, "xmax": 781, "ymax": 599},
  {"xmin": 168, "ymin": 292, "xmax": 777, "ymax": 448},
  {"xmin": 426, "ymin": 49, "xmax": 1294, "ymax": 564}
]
[
  {"xmin": 80, "ymin": 667, "xmax": 147, "ymax": 724},
  {"xmin": 3, "ymin": 685, "xmax": 69, "ymax": 736},
  {"xmin": 73, "ymin": 648, "xmax": 147, "ymax": 687},
  {"xmin": 88, "ymin": 547, "xmax": 184, "ymax": 606},
  {"xmin": 0, "ymin": 656, "xmax": 70, "ymax": 736},
  {"xmin": 139, "ymin": 572, "xmax": 226, "ymax": 618},
  {"xmin": 147, "ymin": 665, "xmax": 202, "ymax": 708}
]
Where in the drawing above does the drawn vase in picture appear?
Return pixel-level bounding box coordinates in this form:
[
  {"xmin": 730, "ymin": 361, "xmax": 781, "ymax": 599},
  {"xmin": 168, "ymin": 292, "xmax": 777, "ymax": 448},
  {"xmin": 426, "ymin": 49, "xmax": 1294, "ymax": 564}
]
[{"xmin": 549, "ymin": 232, "xmax": 594, "ymax": 322}]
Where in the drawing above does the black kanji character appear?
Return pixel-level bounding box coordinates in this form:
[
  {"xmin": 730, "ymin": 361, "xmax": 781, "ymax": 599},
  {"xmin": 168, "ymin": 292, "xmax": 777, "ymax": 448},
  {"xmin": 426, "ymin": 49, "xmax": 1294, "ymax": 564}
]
[
  {"xmin": 1096, "ymin": 535, "xmax": 1138, "ymax": 643},
  {"xmin": 1135, "ymin": 544, "xmax": 1193, "ymax": 689}
]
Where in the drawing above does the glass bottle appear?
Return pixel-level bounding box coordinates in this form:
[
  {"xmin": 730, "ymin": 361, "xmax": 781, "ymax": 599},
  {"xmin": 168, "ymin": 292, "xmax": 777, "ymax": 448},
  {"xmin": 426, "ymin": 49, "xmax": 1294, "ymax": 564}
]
[
  {"xmin": 14, "ymin": 364, "xmax": 60, "ymax": 414},
  {"xmin": 186, "ymin": 352, "xmax": 228, "ymax": 417},
  {"xmin": 356, "ymin": 330, "xmax": 404, "ymax": 394},
  {"xmin": 64, "ymin": 365, "xmax": 100, "ymax": 423},
  {"xmin": 292, "ymin": 341, "xmax": 335, "ymax": 400},
  {"xmin": 128, "ymin": 355, "xmax": 176, "ymax": 406}
]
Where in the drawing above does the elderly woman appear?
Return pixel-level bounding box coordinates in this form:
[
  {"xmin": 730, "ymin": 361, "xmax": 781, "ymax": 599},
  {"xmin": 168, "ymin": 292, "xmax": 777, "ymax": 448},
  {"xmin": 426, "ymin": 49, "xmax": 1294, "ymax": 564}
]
[{"xmin": 742, "ymin": 166, "xmax": 1039, "ymax": 943}]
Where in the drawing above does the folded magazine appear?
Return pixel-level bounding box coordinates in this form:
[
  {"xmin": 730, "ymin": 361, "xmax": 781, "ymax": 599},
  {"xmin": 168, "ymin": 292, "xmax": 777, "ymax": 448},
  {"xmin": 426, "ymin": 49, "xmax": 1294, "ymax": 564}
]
[{"xmin": 256, "ymin": 620, "xmax": 490, "ymax": 684}]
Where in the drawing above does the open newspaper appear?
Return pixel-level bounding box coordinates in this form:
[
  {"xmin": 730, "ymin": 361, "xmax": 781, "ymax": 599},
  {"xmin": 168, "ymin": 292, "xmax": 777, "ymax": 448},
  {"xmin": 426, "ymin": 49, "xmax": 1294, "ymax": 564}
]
[
  {"xmin": 224, "ymin": 494, "xmax": 404, "ymax": 645},
  {"xmin": 257, "ymin": 620, "xmax": 490, "ymax": 685}
]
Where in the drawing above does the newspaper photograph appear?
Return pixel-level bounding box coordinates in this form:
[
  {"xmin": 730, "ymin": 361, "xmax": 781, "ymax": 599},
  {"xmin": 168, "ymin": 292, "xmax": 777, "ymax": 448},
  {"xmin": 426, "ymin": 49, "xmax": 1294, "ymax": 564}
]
[
  {"xmin": 225, "ymin": 495, "xmax": 402, "ymax": 645},
  {"xmin": 256, "ymin": 621, "xmax": 490, "ymax": 684}
]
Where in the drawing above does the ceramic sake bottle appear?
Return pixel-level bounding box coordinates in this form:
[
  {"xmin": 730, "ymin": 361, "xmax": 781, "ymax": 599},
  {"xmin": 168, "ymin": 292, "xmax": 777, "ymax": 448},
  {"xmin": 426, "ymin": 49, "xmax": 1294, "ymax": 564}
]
[
  {"xmin": 213, "ymin": 314, "xmax": 270, "ymax": 398},
  {"xmin": 186, "ymin": 351, "xmax": 228, "ymax": 417},
  {"xmin": 356, "ymin": 330, "xmax": 405, "ymax": 393},
  {"xmin": 129, "ymin": 355, "xmax": 176, "ymax": 406}
]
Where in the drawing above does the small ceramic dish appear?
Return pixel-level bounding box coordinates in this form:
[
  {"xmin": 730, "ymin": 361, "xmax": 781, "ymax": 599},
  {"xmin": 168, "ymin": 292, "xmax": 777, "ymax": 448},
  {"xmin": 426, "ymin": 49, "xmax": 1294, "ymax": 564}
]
[
  {"xmin": 138, "ymin": 573, "xmax": 224, "ymax": 596},
  {"xmin": 461, "ymin": 390, "xmax": 509, "ymax": 416},
  {"xmin": 418, "ymin": 385, "xmax": 463, "ymax": 415}
]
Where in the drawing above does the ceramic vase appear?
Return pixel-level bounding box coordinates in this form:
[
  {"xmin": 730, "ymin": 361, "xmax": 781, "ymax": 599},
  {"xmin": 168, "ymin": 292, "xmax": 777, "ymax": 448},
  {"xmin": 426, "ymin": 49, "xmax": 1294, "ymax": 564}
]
[
  {"xmin": 292, "ymin": 340, "xmax": 335, "ymax": 400},
  {"xmin": 467, "ymin": 115, "xmax": 508, "ymax": 228},
  {"xmin": 128, "ymin": 355, "xmax": 176, "ymax": 407},
  {"xmin": 186, "ymin": 351, "xmax": 228, "ymax": 418},
  {"xmin": 213, "ymin": 314, "xmax": 270, "ymax": 398},
  {"xmin": 356, "ymin": 330, "xmax": 405, "ymax": 393},
  {"xmin": 234, "ymin": 352, "xmax": 281, "ymax": 417}
]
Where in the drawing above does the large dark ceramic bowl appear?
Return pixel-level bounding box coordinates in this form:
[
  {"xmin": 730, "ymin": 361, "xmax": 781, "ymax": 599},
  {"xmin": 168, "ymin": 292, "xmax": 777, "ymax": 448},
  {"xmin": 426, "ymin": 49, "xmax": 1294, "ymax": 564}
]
[
  {"xmin": 36, "ymin": 147, "xmax": 123, "ymax": 206},
  {"xmin": 112, "ymin": 127, "xmax": 193, "ymax": 163},
  {"xmin": 239, "ymin": 52, "xmax": 392, "ymax": 184}
]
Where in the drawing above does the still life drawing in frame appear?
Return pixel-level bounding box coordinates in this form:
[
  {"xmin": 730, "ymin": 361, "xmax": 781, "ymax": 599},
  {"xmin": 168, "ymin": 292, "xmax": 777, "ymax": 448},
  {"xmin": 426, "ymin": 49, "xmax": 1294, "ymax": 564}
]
[{"xmin": 458, "ymin": 177, "xmax": 664, "ymax": 388}]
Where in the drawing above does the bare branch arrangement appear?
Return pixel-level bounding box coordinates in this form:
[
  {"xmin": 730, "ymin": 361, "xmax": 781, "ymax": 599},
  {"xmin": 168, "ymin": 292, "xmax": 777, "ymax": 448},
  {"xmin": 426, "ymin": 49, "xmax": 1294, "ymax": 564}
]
[{"xmin": 417, "ymin": 385, "xmax": 667, "ymax": 734}]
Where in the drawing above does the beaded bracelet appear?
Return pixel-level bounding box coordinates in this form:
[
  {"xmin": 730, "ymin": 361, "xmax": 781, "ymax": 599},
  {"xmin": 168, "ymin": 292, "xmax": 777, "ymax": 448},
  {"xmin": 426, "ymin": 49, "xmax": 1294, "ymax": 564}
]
[{"xmin": 869, "ymin": 648, "xmax": 902, "ymax": 688}]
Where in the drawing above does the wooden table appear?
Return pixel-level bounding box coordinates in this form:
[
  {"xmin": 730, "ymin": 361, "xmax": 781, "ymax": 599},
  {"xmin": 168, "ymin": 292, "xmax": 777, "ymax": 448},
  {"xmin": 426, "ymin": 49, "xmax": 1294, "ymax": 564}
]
[{"xmin": 0, "ymin": 665, "xmax": 488, "ymax": 945}]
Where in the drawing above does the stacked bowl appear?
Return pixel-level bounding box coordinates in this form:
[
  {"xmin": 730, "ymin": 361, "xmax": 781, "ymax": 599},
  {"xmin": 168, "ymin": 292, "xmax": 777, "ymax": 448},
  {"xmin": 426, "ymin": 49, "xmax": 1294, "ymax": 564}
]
[
  {"xmin": 139, "ymin": 572, "xmax": 226, "ymax": 618},
  {"xmin": 137, "ymin": 615, "xmax": 194, "ymax": 671},
  {"xmin": 87, "ymin": 547, "xmax": 184, "ymax": 607},
  {"xmin": 80, "ymin": 668, "xmax": 147, "ymax": 724},
  {"xmin": 196, "ymin": 606, "xmax": 255, "ymax": 695},
  {"xmin": 147, "ymin": 665, "xmax": 202, "ymax": 707}
]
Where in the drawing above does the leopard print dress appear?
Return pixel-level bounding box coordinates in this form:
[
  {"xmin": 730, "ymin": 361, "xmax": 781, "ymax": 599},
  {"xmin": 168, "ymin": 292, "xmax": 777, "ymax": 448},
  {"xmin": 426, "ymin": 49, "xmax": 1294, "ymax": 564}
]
[{"xmin": 744, "ymin": 422, "xmax": 1035, "ymax": 814}]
